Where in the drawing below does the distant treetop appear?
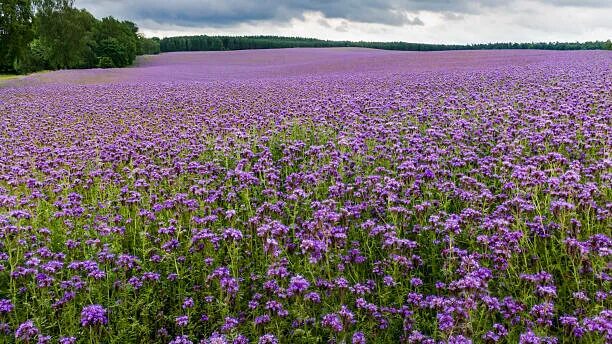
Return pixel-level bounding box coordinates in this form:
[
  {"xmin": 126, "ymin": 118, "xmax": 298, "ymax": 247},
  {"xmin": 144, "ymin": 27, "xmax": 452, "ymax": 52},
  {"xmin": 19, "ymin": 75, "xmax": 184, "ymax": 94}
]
[{"xmin": 159, "ymin": 35, "xmax": 612, "ymax": 53}]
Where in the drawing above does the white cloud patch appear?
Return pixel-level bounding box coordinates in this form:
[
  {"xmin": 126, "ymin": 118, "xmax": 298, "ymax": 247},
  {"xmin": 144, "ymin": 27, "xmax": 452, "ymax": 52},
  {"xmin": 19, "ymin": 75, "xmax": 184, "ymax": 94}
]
[{"xmin": 74, "ymin": 0, "xmax": 612, "ymax": 43}]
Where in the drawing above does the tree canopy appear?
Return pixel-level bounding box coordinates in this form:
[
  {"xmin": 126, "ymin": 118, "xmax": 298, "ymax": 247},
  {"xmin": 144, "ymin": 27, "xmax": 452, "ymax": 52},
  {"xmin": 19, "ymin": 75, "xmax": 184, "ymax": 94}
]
[
  {"xmin": 0, "ymin": 0, "xmax": 35, "ymax": 72},
  {"xmin": 0, "ymin": 0, "xmax": 159, "ymax": 73}
]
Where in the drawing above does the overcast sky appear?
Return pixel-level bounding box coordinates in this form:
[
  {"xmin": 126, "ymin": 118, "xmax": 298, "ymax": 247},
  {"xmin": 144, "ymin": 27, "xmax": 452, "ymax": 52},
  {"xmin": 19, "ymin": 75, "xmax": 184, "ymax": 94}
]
[{"xmin": 74, "ymin": 0, "xmax": 612, "ymax": 44}]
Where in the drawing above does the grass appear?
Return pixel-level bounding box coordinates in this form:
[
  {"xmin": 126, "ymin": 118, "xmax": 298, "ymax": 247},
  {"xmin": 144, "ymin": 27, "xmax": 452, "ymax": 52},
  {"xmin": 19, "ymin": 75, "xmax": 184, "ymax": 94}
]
[
  {"xmin": 0, "ymin": 70, "xmax": 51, "ymax": 84},
  {"xmin": 0, "ymin": 74, "xmax": 21, "ymax": 81}
]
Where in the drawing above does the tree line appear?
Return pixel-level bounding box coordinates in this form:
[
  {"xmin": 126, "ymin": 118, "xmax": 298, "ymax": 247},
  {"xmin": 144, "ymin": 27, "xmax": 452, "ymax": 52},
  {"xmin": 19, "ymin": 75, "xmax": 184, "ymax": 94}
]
[
  {"xmin": 0, "ymin": 0, "xmax": 160, "ymax": 74},
  {"xmin": 161, "ymin": 35, "xmax": 612, "ymax": 53}
]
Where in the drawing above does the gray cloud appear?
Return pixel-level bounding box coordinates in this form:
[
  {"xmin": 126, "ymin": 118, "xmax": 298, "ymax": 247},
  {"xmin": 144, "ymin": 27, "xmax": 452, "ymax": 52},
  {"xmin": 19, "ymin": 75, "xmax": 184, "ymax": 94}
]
[
  {"xmin": 547, "ymin": 0, "xmax": 612, "ymax": 7},
  {"xmin": 74, "ymin": 0, "xmax": 612, "ymax": 43},
  {"xmin": 316, "ymin": 18, "xmax": 332, "ymax": 28},
  {"xmin": 74, "ymin": 0, "xmax": 508, "ymax": 27},
  {"xmin": 441, "ymin": 12, "xmax": 465, "ymax": 21},
  {"xmin": 335, "ymin": 21, "xmax": 349, "ymax": 33},
  {"xmin": 74, "ymin": 0, "xmax": 612, "ymax": 28}
]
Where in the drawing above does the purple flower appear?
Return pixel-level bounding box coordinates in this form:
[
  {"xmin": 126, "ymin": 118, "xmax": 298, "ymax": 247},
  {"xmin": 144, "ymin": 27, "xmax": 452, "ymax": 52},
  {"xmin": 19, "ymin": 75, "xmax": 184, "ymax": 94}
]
[
  {"xmin": 221, "ymin": 317, "xmax": 239, "ymax": 332},
  {"xmin": 175, "ymin": 315, "xmax": 189, "ymax": 327},
  {"xmin": 304, "ymin": 292, "xmax": 321, "ymax": 303},
  {"xmin": 233, "ymin": 335, "xmax": 249, "ymax": 344},
  {"xmin": 220, "ymin": 277, "xmax": 239, "ymax": 296},
  {"xmin": 258, "ymin": 334, "xmax": 278, "ymax": 344},
  {"xmin": 0, "ymin": 299, "xmax": 14, "ymax": 314},
  {"xmin": 383, "ymin": 275, "xmax": 395, "ymax": 286},
  {"xmin": 15, "ymin": 320, "xmax": 39, "ymax": 341},
  {"xmin": 59, "ymin": 337, "xmax": 77, "ymax": 344},
  {"xmin": 448, "ymin": 335, "xmax": 472, "ymax": 344},
  {"xmin": 223, "ymin": 228, "xmax": 243, "ymax": 241},
  {"xmin": 530, "ymin": 302, "xmax": 554, "ymax": 327},
  {"xmin": 0, "ymin": 322, "xmax": 10, "ymax": 335},
  {"xmin": 254, "ymin": 314, "xmax": 271, "ymax": 325},
  {"xmin": 322, "ymin": 313, "xmax": 343, "ymax": 332},
  {"xmin": 519, "ymin": 329, "xmax": 558, "ymax": 344},
  {"xmin": 37, "ymin": 335, "xmax": 52, "ymax": 344},
  {"xmin": 437, "ymin": 312, "xmax": 454, "ymax": 332},
  {"xmin": 80, "ymin": 304, "xmax": 108, "ymax": 327},
  {"xmin": 287, "ymin": 275, "xmax": 310, "ymax": 296},
  {"xmin": 207, "ymin": 333, "xmax": 228, "ymax": 344},
  {"xmin": 352, "ymin": 331, "xmax": 366, "ymax": 344},
  {"xmin": 182, "ymin": 297, "xmax": 194, "ymax": 309},
  {"xmin": 169, "ymin": 335, "xmax": 193, "ymax": 344},
  {"xmin": 583, "ymin": 310, "xmax": 612, "ymax": 341}
]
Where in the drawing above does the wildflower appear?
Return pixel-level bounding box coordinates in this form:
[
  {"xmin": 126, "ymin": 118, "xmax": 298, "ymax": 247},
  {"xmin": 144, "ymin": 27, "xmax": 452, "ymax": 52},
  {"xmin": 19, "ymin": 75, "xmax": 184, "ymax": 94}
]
[
  {"xmin": 258, "ymin": 334, "xmax": 278, "ymax": 344},
  {"xmin": 182, "ymin": 297, "xmax": 194, "ymax": 309},
  {"xmin": 169, "ymin": 335, "xmax": 193, "ymax": 344},
  {"xmin": 223, "ymin": 228, "xmax": 243, "ymax": 241},
  {"xmin": 15, "ymin": 320, "xmax": 39, "ymax": 342},
  {"xmin": 59, "ymin": 337, "xmax": 77, "ymax": 344},
  {"xmin": 322, "ymin": 313, "xmax": 343, "ymax": 332},
  {"xmin": 352, "ymin": 331, "xmax": 366, "ymax": 344},
  {"xmin": 80, "ymin": 305, "xmax": 108, "ymax": 327},
  {"xmin": 287, "ymin": 275, "xmax": 310, "ymax": 296},
  {"xmin": 0, "ymin": 299, "xmax": 14, "ymax": 314},
  {"xmin": 176, "ymin": 315, "xmax": 189, "ymax": 327},
  {"xmin": 304, "ymin": 292, "xmax": 321, "ymax": 303}
]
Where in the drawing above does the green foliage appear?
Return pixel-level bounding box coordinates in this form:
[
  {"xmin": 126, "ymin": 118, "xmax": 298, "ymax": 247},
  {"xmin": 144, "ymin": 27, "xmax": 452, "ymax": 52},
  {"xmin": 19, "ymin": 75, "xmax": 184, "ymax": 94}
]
[
  {"xmin": 138, "ymin": 35, "xmax": 161, "ymax": 55},
  {"xmin": 36, "ymin": 6, "xmax": 96, "ymax": 69},
  {"xmin": 97, "ymin": 56, "xmax": 114, "ymax": 68},
  {"xmin": 160, "ymin": 35, "xmax": 612, "ymax": 53},
  {"xmin": 13, "ymin": 38, "xmax": 48, "ymax": 73},
  {"xmin": 96, "ymin": 37, "xmax": 126, "ymax": 67},
  {"xmin": 92, "ymin": 17, "xmax": 139, "ymax": 67},
  {"xmin": 1, "ymin": 0, "xmax": 153, "ymax": 73},
  {"xmin": 0, "ymin": 0, "xmax": 35, "ymax": 72}
]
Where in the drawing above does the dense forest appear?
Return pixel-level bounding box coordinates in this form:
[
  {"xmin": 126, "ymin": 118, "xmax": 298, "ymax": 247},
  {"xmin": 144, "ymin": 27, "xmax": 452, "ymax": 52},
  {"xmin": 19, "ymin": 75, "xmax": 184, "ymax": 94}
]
[
  {"xmin": 0, "ymin": 0, "xmax": 160, "ymax": 73},
  {"xmin": 160, "ymin": 35, "xmax": 612, "ymax": 53}
]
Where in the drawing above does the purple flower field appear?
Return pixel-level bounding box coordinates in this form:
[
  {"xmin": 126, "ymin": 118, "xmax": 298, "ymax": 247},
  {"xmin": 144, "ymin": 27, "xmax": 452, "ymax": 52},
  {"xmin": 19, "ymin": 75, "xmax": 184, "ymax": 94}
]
[{"xmin": 0, "ymin": 48, "xmax": 611, "ymax": 343}]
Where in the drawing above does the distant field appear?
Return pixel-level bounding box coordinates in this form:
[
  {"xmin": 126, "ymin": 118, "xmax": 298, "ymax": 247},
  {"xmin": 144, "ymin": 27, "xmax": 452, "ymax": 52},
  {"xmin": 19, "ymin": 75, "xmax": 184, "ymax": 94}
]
[
  {"xmin": 0, "ymin": 70, "xmax": 50, "ymax": 86},
  {"xmin": 0, "ymin": 48, "xmax": 610, "ymax": 343},
  {"xmin": 3, "ymin": 48, "xmax": 600, "ymax": 86}
]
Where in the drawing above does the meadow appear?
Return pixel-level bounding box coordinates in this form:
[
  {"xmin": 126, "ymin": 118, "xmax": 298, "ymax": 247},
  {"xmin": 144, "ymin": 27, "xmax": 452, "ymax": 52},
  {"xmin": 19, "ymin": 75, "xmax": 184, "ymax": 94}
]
[{"xmin": 0, "ymin": 48, "xmax": 610, "ymax": 343}]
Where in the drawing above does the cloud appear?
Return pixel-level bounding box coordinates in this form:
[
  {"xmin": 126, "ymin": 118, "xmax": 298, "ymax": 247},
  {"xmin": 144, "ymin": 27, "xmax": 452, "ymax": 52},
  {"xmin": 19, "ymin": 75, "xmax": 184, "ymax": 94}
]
[
  {"xmin": 335, "ymin": 21, "xmax": 349, "ymax": 33},
  {"xmin": 74, "ymin": 0, "xmax": 612, "ymax": 43},
  {"xmin": 316, "ymin": 18, "xmax": 331, "ymax": 28},
  {"xmin": 547, "ymin": 0, "xmax": 612, "ymax": 7},
  {"xmin": 441, "ymin": 12, "xmax": 465, "ymax": 21},
  {"xmin": 75, "ymin": 0, "xmax": 494, "ymax": 27}
]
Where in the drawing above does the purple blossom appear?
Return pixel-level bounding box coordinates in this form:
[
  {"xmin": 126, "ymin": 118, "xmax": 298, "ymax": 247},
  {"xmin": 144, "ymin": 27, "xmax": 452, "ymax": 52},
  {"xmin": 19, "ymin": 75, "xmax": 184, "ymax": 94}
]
[
  {"xmin": 352, "ymin": 331, "xmax": 366, "ymax": 344},
  {"xmin": 321, "ymin": 313, "xmax": 343, "ymax": 332},
  {"xmin": 169, "ymin": 335, "xmax": 193, "ymax": 344},
  {"xmin": 59, "ymin": 337, "xmax": 77, "ymax": 344},
  {"xmin": 182, "ymin": 297, "xmax": 194, "ymax": 309},
  {"xmin": 258, "ymin": 334, "xmax": 278, "ymax": 344},
  {"xmin": 0, "ymin": 299, "xmax": 14, "ymax": 314},
  {"xmin": 80, "ymin": 305, "xmax": 108, "ymax": 327},
  {"xmin": 287, "ymin": 275, "xmax": 310, "ymax": 296},
  {"xmin": 175, "ymin": 315, "xmax": 189, "ymax": 327},
  {"xmin": 15, "ymin": 320, "xmax": 39, "ymax": 342}
]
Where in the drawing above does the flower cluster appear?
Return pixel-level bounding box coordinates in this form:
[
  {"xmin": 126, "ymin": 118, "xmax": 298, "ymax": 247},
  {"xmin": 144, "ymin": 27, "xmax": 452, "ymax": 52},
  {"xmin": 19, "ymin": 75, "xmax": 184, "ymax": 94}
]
[{"xmin": 80, "ymin": 305, "xmax": 108, "ymax": 327}]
